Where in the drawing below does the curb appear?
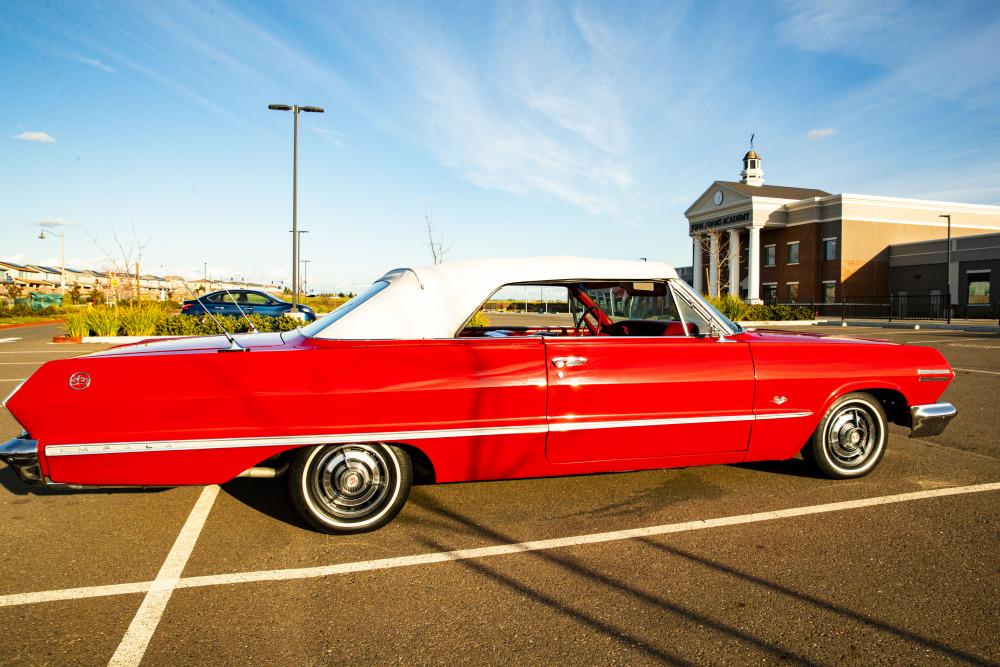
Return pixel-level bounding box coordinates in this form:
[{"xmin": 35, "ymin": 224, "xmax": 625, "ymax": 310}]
[
  {"xmin": 79, "ymin": 335, "xmax": 196, "ymax": 344},
  {"xmin": 0, "ymin": 319, "xmax": 63, "ymax": 330},
  {"xmin": 740, "ymin": 320, "xmax": 819, "ymax": 327},
  {"xmin": 819, "ymin": 320, "xmax": 1000, "ymax": 333}
]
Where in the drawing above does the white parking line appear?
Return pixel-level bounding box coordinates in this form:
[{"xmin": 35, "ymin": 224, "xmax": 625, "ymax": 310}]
[
  {"xmin": 953, "ymin": 367, "xmax": 1000, "ymax": 376},
  {"xmin": 0, "ymin": 482, "xmax": 997, "ymax": 613},
  {"xmin": 0, "ymin": 338, "xmax": 21, "ymax": 344},
  {"xmin": 108, "ymin": 485, "xmax": 219, "ymax": 667},
  {"xmin": 0, "ymin": 378, "xmax": 26, "ymax": 382}
]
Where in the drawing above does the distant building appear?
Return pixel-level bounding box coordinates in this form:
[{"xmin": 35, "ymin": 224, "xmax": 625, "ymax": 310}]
[
  {"xmin": 890, "ymin": 231, "xmax": 998, "ymax": 315},
  {"xmin": 683, "ymin": 148, "xmax": 1000, "ymax": 304}
]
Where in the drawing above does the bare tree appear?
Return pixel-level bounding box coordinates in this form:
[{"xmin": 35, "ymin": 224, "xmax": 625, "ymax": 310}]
[
  {"xmin": 693, "ymin": 232, "xmax": 743, "ymax": 298},
  {"xmin": 424, "ymin": 200, "xmax": 451, "ymax": 265},
  {"xmin": 84, "ymin": 223, "xmax": 151, "ymax": 304}
]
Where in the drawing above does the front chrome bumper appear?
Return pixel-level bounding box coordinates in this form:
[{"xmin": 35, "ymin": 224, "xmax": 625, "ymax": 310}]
[
  {"xmin": 910, "ymin": 403, "xmax": 957, "ymax": 438},
  {"xmin": 0, "ymin": 434, "xmax": 42, "ymax": 484}
]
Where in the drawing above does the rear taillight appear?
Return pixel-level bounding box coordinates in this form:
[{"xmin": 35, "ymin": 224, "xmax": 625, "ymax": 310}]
[{"xmin": 181, "ymin": 303, "xmax": 191, "ymax": 310}]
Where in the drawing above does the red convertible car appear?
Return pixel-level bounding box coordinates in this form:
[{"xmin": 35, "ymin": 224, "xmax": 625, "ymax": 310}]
[{"xmin": 1, "ymin": 257, "xmax": 956, "ymax": 533}]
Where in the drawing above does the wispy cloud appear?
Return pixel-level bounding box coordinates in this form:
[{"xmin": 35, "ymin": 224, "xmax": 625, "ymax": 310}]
[
  {"xmin": 12, "ymin": 130, "xmax": 55, "ymax": 143},
  {"xmin": 807, "ymin": 128, "xmax": 836, "ymax": 140},
  {"xmin": 324, "ymin": 3, "xmax": 637, "ymax": 219},
  {"xmin": 310, "ymin": 126, "xmax": 349, "ymax": 148},
  {"xmin": 75, "ymin": 55, "xmax": 115, "ymax": 73}
]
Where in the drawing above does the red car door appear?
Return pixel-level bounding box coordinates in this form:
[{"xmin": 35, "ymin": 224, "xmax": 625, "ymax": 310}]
[{"xmin": 544, "ymin": 337, "xmax": 755, "ymax": 463}]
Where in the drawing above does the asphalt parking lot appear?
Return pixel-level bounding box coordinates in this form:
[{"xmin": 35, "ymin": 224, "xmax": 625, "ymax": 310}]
[{"xmin": 1, "ymin": 322, "xmax": 998, "ymax": 666}]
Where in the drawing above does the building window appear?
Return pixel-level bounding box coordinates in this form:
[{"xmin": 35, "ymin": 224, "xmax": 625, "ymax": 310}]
[
  {"xmin": 762, "ymin": 283, "xmax": 777, "ymax": 303},
  {"xmin": 786, "ymin": 282, "xmax": 799, "ymax": 301},
  {"xmin": 967, "ymin": 271, "xmax": 991, "ymax": 305},
  {"xmin": 764, "ymin": 245, "xmax": 776, "ymax": 267},
  {"xmin": 822, "ymin": 281, "xmax": 837, "ymax": 304},
  {"xmin": 787, "ymin": 242, "xmax": 800, "ymax": 265},
  {"xmin": 822, "ymin": 237, "xmax": 837, "ymax": 261}
]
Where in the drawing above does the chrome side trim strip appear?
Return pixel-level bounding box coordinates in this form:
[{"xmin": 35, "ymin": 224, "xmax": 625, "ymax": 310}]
[
  {"xmin": 753, "ymin": 411, "xmax": 815, "ymax": 421},
  {"xmin": 45, "ymin": 411, "xmax": 814, "ymax": 457},
  {"xmin": 917, "ymin": 369, "xmax": 953, "ymax": 376}
]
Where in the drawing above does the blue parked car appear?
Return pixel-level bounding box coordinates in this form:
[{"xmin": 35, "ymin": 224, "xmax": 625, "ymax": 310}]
[{"xmin": 181, "ymin": 290, "xmax": 316, "ymax": 322}]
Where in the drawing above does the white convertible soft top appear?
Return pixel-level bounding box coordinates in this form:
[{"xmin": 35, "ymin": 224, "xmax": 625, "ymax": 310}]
[{"xmin": 310, "ymin": 256, "xmax": 679, "ymax": 339}]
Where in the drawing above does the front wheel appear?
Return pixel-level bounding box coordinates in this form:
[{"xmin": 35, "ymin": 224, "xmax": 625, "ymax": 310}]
[
  {"xmin": 802, "ymin": 392, "xmax": 887, "ymax": 479},
  {"xmin": 289, "ymin": 443, "xmax": 412, "ymax": 534}
]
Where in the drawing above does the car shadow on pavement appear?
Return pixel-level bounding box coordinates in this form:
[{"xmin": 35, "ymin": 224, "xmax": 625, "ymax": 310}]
[
  {"xmin": 731, "ymin": 458, "xmax": 825, "ymax": 479},
  {"xmin": 408, "ymin": 491, "xmax": 814, "ymax": 664},
  {"xmin": 0, "ymin": 466, "xmax": 166, "ymax": 496},
  {"xmin": 220, "ymin": 476, "xmax": 309, "ymax": 530},
  {"xmin": 638, "ymin": 540, "xmax": 987, "ymax": 665}
]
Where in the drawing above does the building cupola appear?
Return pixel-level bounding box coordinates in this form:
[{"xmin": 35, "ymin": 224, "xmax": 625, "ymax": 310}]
[{"xmin": 740, "ymin": 141, "xmax": 764, "ymax": 186}]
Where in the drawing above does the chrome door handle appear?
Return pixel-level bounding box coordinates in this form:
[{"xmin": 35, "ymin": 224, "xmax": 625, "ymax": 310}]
[{"xmin": 552, "ymin": 356, "xmax": 587, "ymax": 368}]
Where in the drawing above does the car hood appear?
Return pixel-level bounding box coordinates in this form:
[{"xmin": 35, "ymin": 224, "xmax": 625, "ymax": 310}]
[{"xmin": 86, "ymin": 331, "xmax": 293, "ymax": 358}]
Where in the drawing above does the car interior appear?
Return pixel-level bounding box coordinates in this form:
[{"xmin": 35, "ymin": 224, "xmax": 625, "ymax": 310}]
[{"xmin": 457, "ymin": 280, "xmax": 712, "ymax": 338}]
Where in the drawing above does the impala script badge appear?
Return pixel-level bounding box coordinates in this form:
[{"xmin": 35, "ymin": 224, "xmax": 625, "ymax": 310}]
[
  {"xmin": 68, "ymin": 372, "xmax": 91, "ymax": 391},
  {"xmin": 771, "ymin": 395, "xmax": 788, "ymax": 405}
]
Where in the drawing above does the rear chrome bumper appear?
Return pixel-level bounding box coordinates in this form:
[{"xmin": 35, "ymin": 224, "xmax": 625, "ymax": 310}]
[
  {"xmin": 0, "ymin": 434, "xmax": 42, "ymax": 484},
  {"xmin": 909, "ymin": 403, "xmax": 957, "ymax": 438}
]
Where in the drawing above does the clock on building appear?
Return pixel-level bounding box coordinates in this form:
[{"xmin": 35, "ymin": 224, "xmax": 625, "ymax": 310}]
[{"xmin": 713, "ymin": 190, "xmax": 724, "ymax": 206}]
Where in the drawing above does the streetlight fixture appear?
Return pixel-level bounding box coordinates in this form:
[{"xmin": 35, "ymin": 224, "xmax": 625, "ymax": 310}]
[
  {"xmin": 269, "ymin": 103, "xmax": 324, "ymax": 312},
  {"xmin": 38, "ymin": 230, "xmax": 66, "ymax": 296},
  {"xmin": 939, "ymin": 214, "xmax": 952, "ymax": 323},
  {"xmin": 300, "ymin": 259, "xmax": 311, "ymax": 297}
]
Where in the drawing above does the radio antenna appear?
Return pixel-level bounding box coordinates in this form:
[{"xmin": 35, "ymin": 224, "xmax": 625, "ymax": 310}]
[
  {"xmin": 180, "ymin": 280, "xmax": 246, "ymax": 352},
  {"xmin": 219, "ymin": 284, "xmax": 259, "ymax": 334}
]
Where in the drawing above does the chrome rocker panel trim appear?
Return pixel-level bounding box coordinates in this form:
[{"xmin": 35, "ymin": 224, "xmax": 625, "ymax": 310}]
[
  {"xmin": 44, "ymin": 410, "xmax": 814, "ymax": 457},
  {"xmin": 909, "ymin": 403, "xmax": 957, "ymax": 438},
  {"xmin": 0, "ymin": 435, "xmax": 42, "ymax": 484}
]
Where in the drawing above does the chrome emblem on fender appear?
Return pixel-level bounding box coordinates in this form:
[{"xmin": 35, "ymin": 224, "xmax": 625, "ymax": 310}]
[
  {"xmin": 771, "ymin": 395, "xmax": 788, "ymax": 405},
  {"xmin": 68, "ymin": 371, "xmax": 91, "ymax": 391}
]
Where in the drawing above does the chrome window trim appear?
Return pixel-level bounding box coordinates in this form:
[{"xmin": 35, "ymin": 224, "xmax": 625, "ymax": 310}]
[{"xmin": 45, "ymin": 411, "xmax": 812, "ymax": 457}]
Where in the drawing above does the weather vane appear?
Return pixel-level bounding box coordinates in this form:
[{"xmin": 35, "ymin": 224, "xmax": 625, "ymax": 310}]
[{"xmin": 750, "ymin": 133, "xmax": 755, "ymax": 150}]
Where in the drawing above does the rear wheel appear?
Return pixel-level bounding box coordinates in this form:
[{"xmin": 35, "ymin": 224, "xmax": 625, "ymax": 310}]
[
  {"xmin": 801, "ymin": 392, "xmax": 887, "ymax": 479},
  {"xmin": 289, "ymin": 443, "xmax": 412, "ymax": 534}
]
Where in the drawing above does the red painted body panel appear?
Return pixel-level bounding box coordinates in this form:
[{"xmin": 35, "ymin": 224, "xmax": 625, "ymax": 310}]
[
  {"xmin": 544, "ymin": 337, "xmax": 755, "ymax": 462},
  {"xmin": 3, "ymin": 327, "xmax": 953, "ymax": 487}
]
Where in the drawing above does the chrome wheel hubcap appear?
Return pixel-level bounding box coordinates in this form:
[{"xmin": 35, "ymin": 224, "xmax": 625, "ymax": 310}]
[
  {"xmin": 825, "ymin": 405, "xmax": 880, "ymax": 468},
  {"xmin": 310, "ymin": 445, "xmax": 393, "ymax": 519}
]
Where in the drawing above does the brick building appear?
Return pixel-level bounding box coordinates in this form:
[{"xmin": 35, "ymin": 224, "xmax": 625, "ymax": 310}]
[{"xmin": 684, "ymin": 149, "xmax": 1000, "ymax": 304}]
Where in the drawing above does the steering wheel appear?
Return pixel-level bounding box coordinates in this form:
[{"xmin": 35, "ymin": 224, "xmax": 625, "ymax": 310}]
[{"xmin": 574, "ymin": 305, "xmax": 601, "ymax": 336}]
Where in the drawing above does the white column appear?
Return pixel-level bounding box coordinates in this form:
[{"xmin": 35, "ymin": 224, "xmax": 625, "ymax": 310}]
[
  {"xmin": 747, "ymin": 225, "xmax": 761, "ymax": 303},
  {"xmin": 727, "ymin": 228, "xmax": 740, "ymax": 297},
  {"xmin": 692, "ymin": 235, "xmax": 704, "ymax": 293},
  {"xmin": 708, "ymin": 232, "xmax": 720, "ymax": 298}
]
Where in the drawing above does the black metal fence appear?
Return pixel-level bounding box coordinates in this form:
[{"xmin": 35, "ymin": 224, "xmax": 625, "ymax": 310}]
[{"xmin": 764, "ymin": 294, "xmax": 1000, "ymax": 324}]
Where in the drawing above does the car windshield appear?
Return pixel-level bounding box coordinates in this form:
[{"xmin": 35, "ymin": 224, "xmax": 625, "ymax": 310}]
[{"xmin": 300, "ymin": 281, "xmax": 390, "ymax": 337}]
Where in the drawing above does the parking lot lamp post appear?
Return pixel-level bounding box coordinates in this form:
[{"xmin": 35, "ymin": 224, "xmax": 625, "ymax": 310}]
[
  {"xmin": 268, "ymin": 103, "xmax": 324, "ymax": 311},
  {"xmin": 939, "ymin": 214, "xmax": 952, "ymax": 323},
  {"xmin": 301, "ymin": 259, "xmax": 310, "ymax": 297},
  {"xmin": 38, "ymin": 230, "xmax": 65, "ymax": 296}
]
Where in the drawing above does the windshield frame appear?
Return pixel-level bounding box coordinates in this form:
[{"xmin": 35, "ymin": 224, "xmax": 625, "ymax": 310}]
[{"xmin": 299, "ymin": 280, "xmax": 391, "ymax": 338}]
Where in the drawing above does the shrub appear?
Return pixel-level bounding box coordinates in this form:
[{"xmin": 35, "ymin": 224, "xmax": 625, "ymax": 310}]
[
  {"xmin": 119, "ymin": 305, "xmax": 168, "ymax": 336},
  {"xmin": 64, "ymin": 313, "xmax": 88, "ymax": 338},
  {"xmin": 467, "ymin": 311, "xmax": 490, "ymax": 328},
  {"xmin": 155, "ymin": 315, "xmax": 200, "ymax": 336},
  {"xmin": 707, "ymin": 294, "xmax": 748, "ymax": 322},
  {"xmin": 83, "ymin": 307, "xmax": 121, "ymax": 337}
]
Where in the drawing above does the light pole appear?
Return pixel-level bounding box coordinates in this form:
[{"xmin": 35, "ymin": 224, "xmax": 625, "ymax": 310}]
[
  {"xmin": 290, "ymin": 228, "xmax": 309, "ymax": 294},
  {"xmin": 38, "ymin": 230, "xmax": 65, "ymax": 296},
  {"xmin": 939, "ymin": 214, "xmax": 952, "ymax": 323},
  {"xmin": 301, "ymin": 259, "xmax": 311, "ymax": 297},
  {"xmin": 269, "ymin": 103, "xmax": 324, "ymax": 311}
]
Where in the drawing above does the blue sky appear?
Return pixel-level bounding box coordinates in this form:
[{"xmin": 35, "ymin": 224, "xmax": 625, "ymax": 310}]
[{"xmin": 2, "ymin": 0, "xmax": 999, "ymax": 292}]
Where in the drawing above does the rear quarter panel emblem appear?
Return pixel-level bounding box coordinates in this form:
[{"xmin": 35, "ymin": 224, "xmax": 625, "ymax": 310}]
[
  {"xmin": 771, "ymin": 395, "xmax": 788, "ymax": 405},
  {"xmin": 69, "ymin": 372, "xmax": 91, "ymax": 390}
]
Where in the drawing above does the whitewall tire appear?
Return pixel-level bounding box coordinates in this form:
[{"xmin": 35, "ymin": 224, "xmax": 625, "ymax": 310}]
[{"xmin": 289, "ymin": 443, "xmax": 412, "ymax": 534}]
